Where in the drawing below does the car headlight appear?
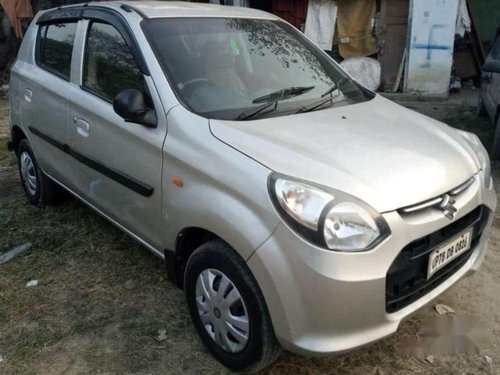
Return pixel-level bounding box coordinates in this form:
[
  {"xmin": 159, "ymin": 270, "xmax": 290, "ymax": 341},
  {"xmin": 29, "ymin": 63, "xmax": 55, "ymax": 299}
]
[
  {"xmin": 458, "ymin": 130, "xmax": 492, "ymax": 188},
  {"xmin": 270, "ymin": 175, "xmax": 390, "ymax": 252}
]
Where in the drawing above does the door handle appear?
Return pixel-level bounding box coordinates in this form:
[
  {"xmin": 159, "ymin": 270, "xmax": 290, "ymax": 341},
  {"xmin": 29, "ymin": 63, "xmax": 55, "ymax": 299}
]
[
  {"xmin": 73, "ymin": 117, "xmax": 90, "ymax": 137},
  {"xmin": 24, "ymin": 88, "xmax": 32, "ymax": 103}
]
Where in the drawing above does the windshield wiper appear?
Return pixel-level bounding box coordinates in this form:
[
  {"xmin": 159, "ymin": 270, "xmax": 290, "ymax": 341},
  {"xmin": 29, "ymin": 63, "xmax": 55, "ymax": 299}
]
[
  {"xmin": 296, "ymin": 79, "xmax": 348, "ymax": 114},
  {"xmin": 236, "ymin": 86, "xmax": 315, "ymax": 121},
  {"xmin": 295, "ymin": 97, "xmax": 335, "ymax": 114},
  {"xmin": 320, "ymin": 83, "xmax": 338, "ymax": 98},
  {"xmin": 252, "ymin": 86, "xmax": 315, "ymax": 104}
]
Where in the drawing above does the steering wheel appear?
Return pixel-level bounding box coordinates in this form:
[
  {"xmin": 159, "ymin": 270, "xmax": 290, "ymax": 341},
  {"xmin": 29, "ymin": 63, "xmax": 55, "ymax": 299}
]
[{"xmin": 180, "ymin": 78, "xmax": 211, "ymax": 98}]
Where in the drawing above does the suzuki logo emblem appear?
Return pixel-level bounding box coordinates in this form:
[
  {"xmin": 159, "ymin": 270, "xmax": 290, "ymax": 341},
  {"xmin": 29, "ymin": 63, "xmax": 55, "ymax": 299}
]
[{"xmin": 438, "ymin": 194, "xmax": 457, "ymax": 220}]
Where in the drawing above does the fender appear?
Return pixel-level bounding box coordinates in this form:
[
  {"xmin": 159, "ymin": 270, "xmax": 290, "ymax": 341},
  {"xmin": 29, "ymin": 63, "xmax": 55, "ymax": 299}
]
[{"xmin": 161, "ymin": 106, "xmax": 280, "ymax": 261}]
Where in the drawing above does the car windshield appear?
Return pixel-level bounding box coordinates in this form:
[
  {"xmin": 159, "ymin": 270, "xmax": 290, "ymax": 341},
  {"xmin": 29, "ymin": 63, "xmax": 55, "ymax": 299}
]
[{"xmin": 142, "ymin": 18, "xmax": 370, "ymax": 120}]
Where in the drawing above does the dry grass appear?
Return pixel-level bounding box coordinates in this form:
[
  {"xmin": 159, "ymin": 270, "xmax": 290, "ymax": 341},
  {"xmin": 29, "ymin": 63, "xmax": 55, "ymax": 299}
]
[
  {"xmin": 0, "ymin": 99, "xmax": 499, "ymax": 374},
  {"xmin": 0, "ymin": 137, "xmax": 226, "ymax": 374}
]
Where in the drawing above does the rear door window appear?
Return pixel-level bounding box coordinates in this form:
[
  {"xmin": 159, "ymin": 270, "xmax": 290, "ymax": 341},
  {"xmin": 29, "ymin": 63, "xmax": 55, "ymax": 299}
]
[
  {"xmin": 83, "ymin": 22, "xmax": 145, "ymax": 101},
  {"xmin": 38, "ymin": 22, "xmax": 77, "ymax": 80}
]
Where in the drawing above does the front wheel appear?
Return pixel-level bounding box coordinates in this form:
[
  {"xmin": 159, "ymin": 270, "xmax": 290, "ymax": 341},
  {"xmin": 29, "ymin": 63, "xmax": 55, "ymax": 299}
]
[{"xmin": 184, "ymin": 240, "xmax": 281, "ymax": 372}]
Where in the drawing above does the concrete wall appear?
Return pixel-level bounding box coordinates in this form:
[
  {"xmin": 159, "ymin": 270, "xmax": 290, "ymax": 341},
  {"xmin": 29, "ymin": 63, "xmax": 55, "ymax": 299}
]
[{"xmin": 405, "ymin": 0, "xmax": 459, "ymax": 95}]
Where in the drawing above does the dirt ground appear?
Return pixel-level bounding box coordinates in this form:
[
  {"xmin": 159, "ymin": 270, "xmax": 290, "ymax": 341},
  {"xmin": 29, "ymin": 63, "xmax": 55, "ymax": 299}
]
[{"xmin": 1, "ymin": 94, "xmax": 500, "ymax": 375}]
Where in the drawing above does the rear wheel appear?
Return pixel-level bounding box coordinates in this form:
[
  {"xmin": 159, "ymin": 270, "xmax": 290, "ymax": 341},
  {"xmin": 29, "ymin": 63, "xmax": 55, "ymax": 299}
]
[
  {"xmin": 184, "ymin": 240, "xmax": 281, "ymax": 372},
  {"xmin": 17, "ymin": 139, "xmax": 59, "ymax": 206}
]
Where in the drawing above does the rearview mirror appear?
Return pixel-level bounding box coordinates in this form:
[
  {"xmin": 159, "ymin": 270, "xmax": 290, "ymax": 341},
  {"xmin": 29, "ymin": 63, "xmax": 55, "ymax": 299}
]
[
  {"xmin": 482, "ymin": 60, "xmax": 500, "ymax": 74},
  {"xmin": 113, "ymin": 89, "xmax": 157, "ymax": 128}
]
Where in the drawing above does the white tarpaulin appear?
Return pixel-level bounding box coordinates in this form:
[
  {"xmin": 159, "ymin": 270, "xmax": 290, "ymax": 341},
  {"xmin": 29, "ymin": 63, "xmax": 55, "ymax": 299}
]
[
  {"xmin": 456, "ymin": 0, "xmax": 471, "ymax": 36},
  {"xmin": 340, "ymin": 57, "xmax": 381, "ymax": 91},
  {"xmin": 304, "ymin": 0, "xmax": 338, "ymax": 50}
]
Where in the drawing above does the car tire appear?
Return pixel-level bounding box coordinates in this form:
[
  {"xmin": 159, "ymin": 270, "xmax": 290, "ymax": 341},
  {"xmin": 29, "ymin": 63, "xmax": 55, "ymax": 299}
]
[
  {"xmin": 184, "ymin": 240, "xmax": 281, "ymax": 373},
  {"xmin": 17, "ymin": 139, "xmax": 59, "ymax": 206}
]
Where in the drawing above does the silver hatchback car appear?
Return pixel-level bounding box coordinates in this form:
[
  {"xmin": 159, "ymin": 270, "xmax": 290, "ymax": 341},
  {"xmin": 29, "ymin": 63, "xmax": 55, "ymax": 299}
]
[{"xmin": 8, "ymin": 1, "xmax": 497, "ymax": 372}]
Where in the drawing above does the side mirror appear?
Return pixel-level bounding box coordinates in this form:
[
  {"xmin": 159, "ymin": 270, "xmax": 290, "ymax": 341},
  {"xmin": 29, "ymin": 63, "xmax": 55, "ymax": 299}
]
[
  {"xmin": 482, "ymin": 60, "xmax": 500, "ymax": 74},
  {"xmin": 113, "ymin": 89, "xmax": 157, "ymax": 128}
]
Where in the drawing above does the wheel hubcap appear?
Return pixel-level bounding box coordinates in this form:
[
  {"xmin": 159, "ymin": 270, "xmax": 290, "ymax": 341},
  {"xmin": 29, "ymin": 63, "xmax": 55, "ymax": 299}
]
[
  {"xmin": 20, "ymin": 152, "xmax": 37, "ymax": 196},
  {"xmin": 195, "ymin": 269, "xmax": 250, "ymax": 353},
  {"xmin": 213, "ymin": 308, "xmax": 221, "ymax": 319}
]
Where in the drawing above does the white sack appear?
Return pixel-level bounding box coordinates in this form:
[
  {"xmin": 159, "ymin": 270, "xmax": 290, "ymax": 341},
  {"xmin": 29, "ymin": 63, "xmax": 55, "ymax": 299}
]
[{"xmin": 340, "ymin": 57, "xmax": 381, "ymax": 91}]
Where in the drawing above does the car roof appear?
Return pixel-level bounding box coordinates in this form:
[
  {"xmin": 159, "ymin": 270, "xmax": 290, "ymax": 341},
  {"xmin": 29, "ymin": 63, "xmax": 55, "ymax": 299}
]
[{"xmin": 100, "ymin": 1, "xmax": 277, "ymax": 20}]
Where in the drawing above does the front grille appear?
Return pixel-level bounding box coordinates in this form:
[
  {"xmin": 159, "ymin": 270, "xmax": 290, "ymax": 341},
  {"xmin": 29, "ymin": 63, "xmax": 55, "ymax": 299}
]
[
  {"xmin": 386, "ymin": 206, "xmax": 490, "ymax": 313},
  {"xmin": 399, "ymin": 176, "xmax": 476, "ymax": 215}
]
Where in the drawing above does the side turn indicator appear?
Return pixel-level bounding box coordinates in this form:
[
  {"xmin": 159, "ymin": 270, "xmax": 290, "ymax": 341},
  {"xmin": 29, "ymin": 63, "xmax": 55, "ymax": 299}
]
[{"xmin": 172, "ymin": 176, "xmax": 184, "ymax": 187}]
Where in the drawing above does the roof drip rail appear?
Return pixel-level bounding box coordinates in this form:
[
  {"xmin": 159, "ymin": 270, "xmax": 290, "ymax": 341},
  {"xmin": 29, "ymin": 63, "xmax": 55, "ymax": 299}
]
[
  {"xmin": 121, "ymin": 4, "xmax": 133, "ymax": 12},
  {"xmin": 120, "ymin": 3, "xmax": 147, "ymax": 19}
]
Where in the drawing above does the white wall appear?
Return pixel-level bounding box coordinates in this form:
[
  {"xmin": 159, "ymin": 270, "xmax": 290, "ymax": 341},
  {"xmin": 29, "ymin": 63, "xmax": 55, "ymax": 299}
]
[{"xmin": 405, "ymin": 0, "xmax": 459, "ymax": 95}]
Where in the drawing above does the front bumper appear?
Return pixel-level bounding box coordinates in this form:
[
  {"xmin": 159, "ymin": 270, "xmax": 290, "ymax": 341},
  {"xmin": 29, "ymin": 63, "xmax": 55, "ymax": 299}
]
[{"xmin": 247, "ymin": 178, "xmax": 496, "ymax": 356}]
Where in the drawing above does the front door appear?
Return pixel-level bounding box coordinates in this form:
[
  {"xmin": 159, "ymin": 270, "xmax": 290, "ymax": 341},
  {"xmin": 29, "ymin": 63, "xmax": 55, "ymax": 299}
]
[{"xmin": 68, "ymin": 19, "xmax": 167, "ymax": 252}]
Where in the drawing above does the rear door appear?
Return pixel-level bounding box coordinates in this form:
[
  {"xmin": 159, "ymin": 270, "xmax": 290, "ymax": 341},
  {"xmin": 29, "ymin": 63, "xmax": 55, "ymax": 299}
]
[
  {"xmin": 67, "ymin": 15, "xmax": 167, "ymax": 252},
  {"xmin": 19, "ymin": 20, "xmax": 78, "ymax": 186}
]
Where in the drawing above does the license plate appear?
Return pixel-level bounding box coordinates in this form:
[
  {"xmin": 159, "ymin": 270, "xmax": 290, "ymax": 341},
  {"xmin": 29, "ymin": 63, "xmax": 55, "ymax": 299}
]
[{"xmin": 427, "ymin": 228, "xmax": 473, "ymax": 279}]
